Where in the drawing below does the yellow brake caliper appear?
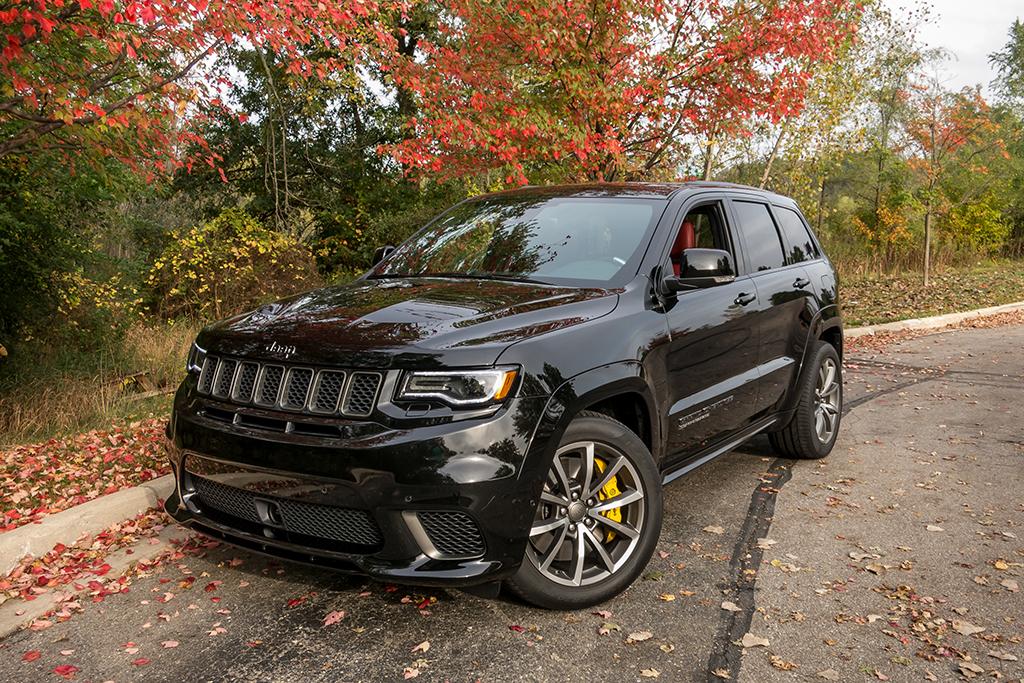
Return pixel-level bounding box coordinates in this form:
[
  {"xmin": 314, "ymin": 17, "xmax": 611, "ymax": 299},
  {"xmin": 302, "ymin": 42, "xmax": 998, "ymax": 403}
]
[{"xmin": 593, "ymin": 458, "xmax": 622, "ymax": 542}]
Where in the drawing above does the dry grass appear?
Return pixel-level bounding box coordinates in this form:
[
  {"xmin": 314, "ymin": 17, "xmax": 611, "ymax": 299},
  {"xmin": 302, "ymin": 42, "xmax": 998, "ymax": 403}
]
[{"xmin": 0, "ymin": 323, "xmax": 196, "ymax": 446}]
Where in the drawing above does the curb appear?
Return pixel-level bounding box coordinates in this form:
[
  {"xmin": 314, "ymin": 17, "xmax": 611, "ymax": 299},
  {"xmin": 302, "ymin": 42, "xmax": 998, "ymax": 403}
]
[
  {"xmin": 0, "ymin": 474, "xmax": 174, "ymax": 576},
  {"xmin": 844, "ymin": 300, "xmax": 1024, "ymax": 339},
  {"xmin": 0, "ymin": 523, "xmax": 187, "ymax": 639}
]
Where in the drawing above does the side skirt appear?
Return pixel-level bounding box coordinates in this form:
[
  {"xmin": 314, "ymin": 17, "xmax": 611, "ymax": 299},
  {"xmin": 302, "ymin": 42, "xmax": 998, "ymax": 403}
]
[{"xmin": 660, "ymin": 415, "xmax": 779, "ymax": 485}]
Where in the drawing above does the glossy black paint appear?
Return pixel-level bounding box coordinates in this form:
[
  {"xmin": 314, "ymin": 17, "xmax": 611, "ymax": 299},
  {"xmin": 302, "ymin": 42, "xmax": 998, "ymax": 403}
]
[{"xmin": 165, "ymin": 181, "xmax": 843, "ymax": 586}]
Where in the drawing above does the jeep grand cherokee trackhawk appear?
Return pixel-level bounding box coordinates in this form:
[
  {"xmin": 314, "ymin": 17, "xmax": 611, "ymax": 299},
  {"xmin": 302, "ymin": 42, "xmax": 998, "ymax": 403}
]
[{"xmin": 165, "ymin": 183, "xmax": 843, "ymax": 609}]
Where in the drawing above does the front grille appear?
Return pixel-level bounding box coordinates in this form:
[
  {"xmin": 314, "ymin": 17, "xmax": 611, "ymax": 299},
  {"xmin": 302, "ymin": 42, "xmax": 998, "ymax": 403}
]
[
  {"xmin": 418, "ymin": 511, "xmax": 485, "ymax": 558},
  {"xmin": 191, "ymin": 475, "xmax": 383, "ymax": 548},
  {"xmin": 196, "ymin": 355, "xmax": 382, "ymax": 418}
]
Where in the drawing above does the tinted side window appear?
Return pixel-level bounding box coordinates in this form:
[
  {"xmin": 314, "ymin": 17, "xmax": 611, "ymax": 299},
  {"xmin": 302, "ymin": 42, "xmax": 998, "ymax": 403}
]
[
  {"xmin": 775, "ymin": 207, "xmax": 819, "ymax": 264},
  {"xmin": 732, "ymin": 201, "xmax": 785, "ymax": 272}
]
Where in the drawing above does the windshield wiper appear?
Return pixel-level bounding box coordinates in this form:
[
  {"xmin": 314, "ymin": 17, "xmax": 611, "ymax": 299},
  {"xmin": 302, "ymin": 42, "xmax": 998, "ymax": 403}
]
[{"xmin": 383, "ymin": 272, "xmax": 549, "ymax": 285}]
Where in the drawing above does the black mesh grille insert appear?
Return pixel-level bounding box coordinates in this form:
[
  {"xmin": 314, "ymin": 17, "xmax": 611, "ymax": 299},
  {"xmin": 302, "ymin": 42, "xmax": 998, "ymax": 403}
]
[
  {"xmin": 198, "ymin": 357, "xmax": 218, "ymax": 394},
  {"xmin": 213, "ymin": 359, "xmax": 237, "ymax": 398},
  {"xmin": 192, "ymin": 476, "xmax": 261, "ymax": 524},
  {"xmin": 311, "ymin": 371, "xmax": 345, "ymax": 413},
  {"xmin": 256, "ymin": 365, "xmax": 285, "ymax": 406},
  {"xmin": 418, "ymin": 511, "xmax": 485, "ymax": 558},
  {"xmin": 343, "ymin": 372, "xmax": 381, "ymax": 416},
  {"xmin": 277, "ymin": 499, "xmax": 383, "ymax": 546},
  {"xmin": 283, "ymin": 368, "xmax": 313, "ymax": 410},
  {"xmin": 191, "ymin": 475, "xmax": 382, "ymax": 547},
  {"xmin": 233, "ymin": 362, "xmax": 259, "ymax": 403}
]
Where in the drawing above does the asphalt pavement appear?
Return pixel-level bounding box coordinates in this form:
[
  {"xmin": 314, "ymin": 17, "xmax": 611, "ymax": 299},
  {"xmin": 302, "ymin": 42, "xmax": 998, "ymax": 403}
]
[{"xmin": 1, "ymin": 323, "xmax": 1022, "ymax": 682}]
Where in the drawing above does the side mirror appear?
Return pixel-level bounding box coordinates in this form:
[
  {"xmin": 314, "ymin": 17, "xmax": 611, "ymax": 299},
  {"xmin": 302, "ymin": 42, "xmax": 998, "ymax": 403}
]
[
  {"xmin": 663, "ymin": 248, "xmax": 736, "ymax": 292},
  {"xmin": 372, "ymin": 245, "xmax": 396, "ymax": 266}
]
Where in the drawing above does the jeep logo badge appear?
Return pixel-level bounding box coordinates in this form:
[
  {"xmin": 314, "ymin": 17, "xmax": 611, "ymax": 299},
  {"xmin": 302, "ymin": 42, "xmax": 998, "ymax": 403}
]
[{"xmin": 265, "ymin": 341, "xmax": 297, "ymax": 358}]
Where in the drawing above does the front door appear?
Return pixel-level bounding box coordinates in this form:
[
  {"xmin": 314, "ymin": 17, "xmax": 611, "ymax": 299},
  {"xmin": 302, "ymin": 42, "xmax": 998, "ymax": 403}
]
[{"xmin": 660, "ymin": 198, "xmax": 762, "ymax": 461}]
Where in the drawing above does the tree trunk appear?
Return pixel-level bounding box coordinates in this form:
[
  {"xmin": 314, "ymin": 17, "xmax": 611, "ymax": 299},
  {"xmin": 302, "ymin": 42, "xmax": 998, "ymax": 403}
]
[
  {"xmin": 759, "ymin": 127, "xmax": 786, "ymax": 189},
  {"xmin": 923, "ymin": 206, "xmax": 932, "ymax": 287}
]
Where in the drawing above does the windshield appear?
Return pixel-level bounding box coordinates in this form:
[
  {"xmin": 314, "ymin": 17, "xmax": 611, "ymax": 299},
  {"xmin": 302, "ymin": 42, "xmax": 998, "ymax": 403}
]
[{"xmin": 371, "ymin": 195, "xmax": 666, "ymax": 287}]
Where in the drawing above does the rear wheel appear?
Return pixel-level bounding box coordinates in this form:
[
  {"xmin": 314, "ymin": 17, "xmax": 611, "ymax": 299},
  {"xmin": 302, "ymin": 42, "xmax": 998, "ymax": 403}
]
[
  {"xmin": 769, "ymin": 341, "xmax": 842, "ymax": 459},
  {"xmin": 507, "ymin": 411, "xmax": 662, "ymax": 609}
]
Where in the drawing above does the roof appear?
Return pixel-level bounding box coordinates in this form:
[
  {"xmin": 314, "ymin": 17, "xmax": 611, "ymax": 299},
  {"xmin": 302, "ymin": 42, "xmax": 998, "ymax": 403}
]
[{"xmin": 476, "ymin": 181, "xmax": 794, "ymax": 203}]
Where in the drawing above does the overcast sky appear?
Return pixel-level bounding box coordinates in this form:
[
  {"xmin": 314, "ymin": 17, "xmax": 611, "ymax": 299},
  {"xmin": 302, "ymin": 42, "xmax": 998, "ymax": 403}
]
[{"xmin": 886, "ymin": 0, "xmax": 1021, "ymax": 94}]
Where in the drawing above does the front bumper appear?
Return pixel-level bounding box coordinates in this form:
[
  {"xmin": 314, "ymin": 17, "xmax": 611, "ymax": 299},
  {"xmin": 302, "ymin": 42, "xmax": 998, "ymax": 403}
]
[{"xmin": 164, "ymin": 385, "xmax": 553, "ymax": 587}]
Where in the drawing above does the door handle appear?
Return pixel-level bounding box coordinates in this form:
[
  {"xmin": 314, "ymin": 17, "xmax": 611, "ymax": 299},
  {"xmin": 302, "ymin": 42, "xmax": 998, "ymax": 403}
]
[
  {"xmin": 734, "ymin": 292, "xmax": 756, "ymax": 306},
  {"xmin": 793, "ymin": 277, "xmax": 810, "ymax": 289}
]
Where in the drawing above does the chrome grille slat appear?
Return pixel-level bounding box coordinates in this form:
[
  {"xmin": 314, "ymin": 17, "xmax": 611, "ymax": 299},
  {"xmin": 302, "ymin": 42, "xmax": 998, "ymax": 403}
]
[{"xmin": 196, "ymin": 355, "xmax": 382, "ymax": 418}]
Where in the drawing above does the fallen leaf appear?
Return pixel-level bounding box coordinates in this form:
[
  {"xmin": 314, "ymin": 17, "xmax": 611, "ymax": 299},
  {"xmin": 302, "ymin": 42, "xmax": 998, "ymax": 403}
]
[
  {"xmin": 740, "ymin": 633, "xmax": 769, "ymax": 648},
  {"xmin": 22, "ymin": 650, "xmax": 41, "ymax": 662},
  {"xmin": 959, "ymin": 661, "xmax": 985, "ymax": 678},
  {"xmin": 411, "ymin": 641, "xmax": 430, "ymax": 654},
  {"xmin": 721, "ymin": 601, "xmax": 742, "ymax": 612},
  {"xmin": 925, "ymin": 525, "xmax": 944, "ymax": 532},
  {"xmin": 53, "ymin": 664, "xmax": 79, "ymax": 679},
  {"xmin": 987, "ymin": 651, "xmax": 1018, "ymax": 661},
  {"xmin": 952, "ymin": 620, "xmax": 986, "ymax": 636},
  {"xmin": 703, "ymin": 525, "xmax": 725, "ymax": 535},
  {"xmin": 626, "ymin": 630, "xmax": 653, "ymax": 644},
  {"xmin": 132, "ymin": 658, "xmax": 151, "ymax": 666},
  {"xmin": 658, "ymin": 593, "xmax": 675, "ymax": 602},
  {"xmin": 1000, "ymin": 578, "xmax": 1019, "ymax": 592},
  {"xmin": 323, "ymin": 610, "xmax": 346, "ymax": 627},
  {"xmin": 711, "ymin": 668, "xmax": 731, "ymax": 679},
  {"xmin": 640, "ymin": 668, "xmax": 660, "ymax": 678},
  {"xmin": 403, "ymin": 667, "xmax": 420, "ymax": 679},
  {"xmin": 598, "ymin": 622, "xmax": 621, "ymax": 636},
  {"xmin": 161, "ymin": 640, "xmax": 179, "ymax": 648},
  {"xmin": 769, "ymin": 655, "xmax": 798, "ymax": 671},
  {"xmin": 659, "ymin": 643, "xmax": 675, "ymax": 653}
]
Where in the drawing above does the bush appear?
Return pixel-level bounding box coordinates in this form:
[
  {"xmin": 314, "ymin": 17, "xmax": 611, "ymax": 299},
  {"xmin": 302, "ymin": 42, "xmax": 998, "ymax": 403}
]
[{"xmin": 147, "ymin": 208, "xmax": 321, "ymax": 320}]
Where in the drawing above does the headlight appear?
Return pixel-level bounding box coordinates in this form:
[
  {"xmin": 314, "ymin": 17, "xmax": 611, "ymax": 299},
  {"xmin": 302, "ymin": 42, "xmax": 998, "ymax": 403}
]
[
  {"xmin": 397, "ymin": 367, "xmax": 518, "ymax": 407},
  {"xmin": 186, "ymin": 342, "xmax": 206, "ymax": 374}
]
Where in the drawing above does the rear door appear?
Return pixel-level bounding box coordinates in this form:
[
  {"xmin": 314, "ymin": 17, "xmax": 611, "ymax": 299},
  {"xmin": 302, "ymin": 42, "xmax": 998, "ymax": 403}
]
[
  {"xmin": 728, "ymin": 196, "xmax": 814, "ymax": 415},
  {"xmin": 658, "ymin": 195, "xmax": 762, "ymax": 461}
]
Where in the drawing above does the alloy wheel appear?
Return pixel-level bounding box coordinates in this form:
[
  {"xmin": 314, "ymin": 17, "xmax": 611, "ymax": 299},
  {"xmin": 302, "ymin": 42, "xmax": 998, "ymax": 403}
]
[
  {"xmin": 814, "ymin": 357, "xmax": 841, "ymax": 443},
  {"xmin": 526, "ymin": 441, "xmax": 646, "ymax": 587}
]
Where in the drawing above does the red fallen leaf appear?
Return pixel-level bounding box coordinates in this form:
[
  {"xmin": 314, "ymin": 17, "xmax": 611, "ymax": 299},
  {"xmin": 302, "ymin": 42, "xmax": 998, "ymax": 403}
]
[
  {"xmin": 161, "ymin": 641, "xmax": 179, "ymax": 648},
  {"xmin": 22, "ymin": 650, "xmax": 41, "ymax": 662},
  {"xmin": 93, "ymin": 563, "xmax": 112, "ymax": 576},
  {"xmin": 131, "ymin": 658, "xmax": 151, "ymax": 666},
  {"xmin": 204, "ymin": 581, "xmax": 222, "ymax": 592},
  {"xmin": 286, "ymin": 595, "xmax": 308, "ymax": 608},
  {"xmin": 53, "ymin": 664, "xmax": 79, "ymax": 678},
  {"xmin": 509, "ymin": 624, "xmax": 525, "ymax": 633},
  {"xmin": 416, "ymin": 598, "xmax": 431, "ymax": 610}
]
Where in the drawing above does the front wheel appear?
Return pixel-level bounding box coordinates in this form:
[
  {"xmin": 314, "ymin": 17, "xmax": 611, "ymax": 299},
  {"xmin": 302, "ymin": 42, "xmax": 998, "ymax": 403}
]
[
  {"xmin": 769, "ymin": 341, "xmax": 843, "ymax": 459},
  {"xmin": 507, "ymin": 411, "xmax": 663, "ymax": 610}
]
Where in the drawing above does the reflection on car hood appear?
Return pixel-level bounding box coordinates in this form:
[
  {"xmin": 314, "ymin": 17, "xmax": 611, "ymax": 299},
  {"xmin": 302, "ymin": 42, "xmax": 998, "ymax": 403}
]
[{"xmin": 198, "ymin": 277, "xmax": 619, "ymax": 368}]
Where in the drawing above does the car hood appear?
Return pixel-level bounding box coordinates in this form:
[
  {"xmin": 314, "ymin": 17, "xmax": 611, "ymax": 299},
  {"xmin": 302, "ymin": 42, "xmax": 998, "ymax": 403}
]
[{"xmin": 197, "ymin": 277, "xmax": 619, "ymax": 368}]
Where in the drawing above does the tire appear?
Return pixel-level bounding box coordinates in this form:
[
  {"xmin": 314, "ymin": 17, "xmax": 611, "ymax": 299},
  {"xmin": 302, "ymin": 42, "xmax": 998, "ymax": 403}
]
[
  {"xmin": 769, "ymin": 341, "xmax": 842, "ymax": 459},
  {"xmin": 507, "ymin": 410, "xmax": 663, "ymax": 610}
]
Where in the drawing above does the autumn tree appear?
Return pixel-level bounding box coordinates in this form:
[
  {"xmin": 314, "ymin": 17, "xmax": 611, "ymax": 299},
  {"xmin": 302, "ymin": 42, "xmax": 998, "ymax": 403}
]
[
  {"xmin": 0, "ymin": 0, "xmax": 400, "ymax": 173},
  {"xmin": 385, "ymin": 0, "xmax": 861, "ymax": 185},
  {"xmin": 906, "ymin": 80, "xmax": 1005, "ymax": 285}
]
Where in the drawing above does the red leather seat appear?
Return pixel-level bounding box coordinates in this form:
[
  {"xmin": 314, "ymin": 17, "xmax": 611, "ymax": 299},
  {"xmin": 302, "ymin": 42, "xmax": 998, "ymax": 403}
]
[{"xmin": 670, "ymin": 220, "xmax": 696, "ymax": 276}]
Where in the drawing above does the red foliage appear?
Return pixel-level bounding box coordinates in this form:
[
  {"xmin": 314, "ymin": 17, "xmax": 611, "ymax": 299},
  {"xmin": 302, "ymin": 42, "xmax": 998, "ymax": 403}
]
[
  {"xmin": 0, "ymin": 0, "xmax": 403, "ymax": 173},
  {"xmin": 386, "ymin": 0, "xmax": 862, "ymax": 183},
  {"xmin": 0, "ymin": 419, "xmax": 169, "ymax": 532}
]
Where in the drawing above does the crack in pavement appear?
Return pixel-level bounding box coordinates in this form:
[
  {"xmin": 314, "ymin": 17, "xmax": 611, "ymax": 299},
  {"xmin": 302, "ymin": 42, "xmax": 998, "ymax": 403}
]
[{"xmin": 704, "ymin": 457, "xmax": 793, "ymax": 682}]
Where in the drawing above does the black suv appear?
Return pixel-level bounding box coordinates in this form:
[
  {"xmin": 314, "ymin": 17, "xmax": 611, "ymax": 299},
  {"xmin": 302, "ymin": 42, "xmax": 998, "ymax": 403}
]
[{"xmin": 165, "ymin": 183, "xmax": 843, "ymax": 609}]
